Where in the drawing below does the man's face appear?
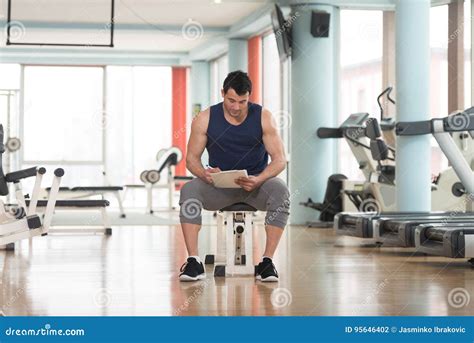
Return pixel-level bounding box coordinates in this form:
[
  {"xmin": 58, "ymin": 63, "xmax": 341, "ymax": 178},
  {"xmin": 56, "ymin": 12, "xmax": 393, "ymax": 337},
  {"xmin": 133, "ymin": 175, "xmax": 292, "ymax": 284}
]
[{"xmin": 221, "ymin": 88, "xmax": 249, "ymax": 117}]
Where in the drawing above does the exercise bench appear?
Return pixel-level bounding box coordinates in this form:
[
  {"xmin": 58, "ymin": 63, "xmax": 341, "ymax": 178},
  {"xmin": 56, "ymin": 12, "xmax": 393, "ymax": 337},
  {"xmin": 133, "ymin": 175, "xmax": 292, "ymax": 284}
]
[
  {"xmin": 45, "ymin": 186, "xmax": 125, "ymax": 218},
  {"xmin": 205, "ymin": 203, "xmax": 257, "ymax": 277},
  {"xmin": 25, "ymin": 199, "xmax": 112, "ymax": 235}
]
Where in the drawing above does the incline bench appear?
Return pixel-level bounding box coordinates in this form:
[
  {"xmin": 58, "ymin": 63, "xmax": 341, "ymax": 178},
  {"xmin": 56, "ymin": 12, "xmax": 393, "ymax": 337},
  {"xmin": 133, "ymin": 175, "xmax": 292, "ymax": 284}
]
[{"xmin": 45, "ymin": 186, "xmax": 124, "ymax": 218}]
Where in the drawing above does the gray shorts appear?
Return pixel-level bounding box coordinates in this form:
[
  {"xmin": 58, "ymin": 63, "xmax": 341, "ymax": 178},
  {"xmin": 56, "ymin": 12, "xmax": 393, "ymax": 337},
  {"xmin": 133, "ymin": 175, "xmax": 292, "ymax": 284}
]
[{"xmin": 179, "ymin": 177, "xmax": 290, "ymax": 229}]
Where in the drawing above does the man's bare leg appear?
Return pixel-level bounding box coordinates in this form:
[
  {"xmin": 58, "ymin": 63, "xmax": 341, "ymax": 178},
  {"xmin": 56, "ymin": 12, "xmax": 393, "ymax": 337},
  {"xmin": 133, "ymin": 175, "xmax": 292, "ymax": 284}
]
[
  {"xmin": 181, "ymin": 222, "xmax": 201, "ymax": 256},
  {"xmin": 262, "ymin": 225, "xmax": 284, "ymax": 259},
  {"xmin": 179, "ymin": 222, "xmax": 205, "ymax": 281},
  {"xmin": 255, "ymin": 225, "xmax": 284, "ymax": 282}
]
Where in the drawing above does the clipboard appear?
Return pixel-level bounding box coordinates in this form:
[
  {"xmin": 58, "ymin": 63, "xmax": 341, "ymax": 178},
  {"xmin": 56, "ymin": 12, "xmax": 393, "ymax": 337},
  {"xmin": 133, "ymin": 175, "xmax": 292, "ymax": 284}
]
[{"xmin": 210, "ymin": 170, "xmax": 248, "ymax": 188}]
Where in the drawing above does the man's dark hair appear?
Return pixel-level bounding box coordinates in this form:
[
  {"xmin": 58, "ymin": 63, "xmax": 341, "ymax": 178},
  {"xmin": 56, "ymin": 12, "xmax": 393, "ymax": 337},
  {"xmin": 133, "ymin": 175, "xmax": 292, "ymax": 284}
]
[{"xmin": 223, "ymin": 70, "xmax": 252, "ymax": 95}]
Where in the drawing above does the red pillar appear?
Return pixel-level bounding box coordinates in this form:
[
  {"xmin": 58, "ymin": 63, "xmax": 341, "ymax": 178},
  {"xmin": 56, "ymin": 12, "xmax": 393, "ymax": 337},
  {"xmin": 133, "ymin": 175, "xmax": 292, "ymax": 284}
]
[
  {"xmin": 172, "ymin": 67, "xmax": 188, "ymax": 176},
  {"xmin": 248, "ymin": 35, "xmax": 262, "ymax": 104}
]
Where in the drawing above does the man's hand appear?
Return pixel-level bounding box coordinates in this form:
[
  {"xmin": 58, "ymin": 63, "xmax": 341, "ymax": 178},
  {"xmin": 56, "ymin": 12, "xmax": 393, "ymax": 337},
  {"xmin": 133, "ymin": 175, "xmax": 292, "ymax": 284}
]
[
  {"xmin": 201, "ymin": 167, "xmax": 221, "ymax": 184},
  {"xmin": 234, "ymin": 176, "xmax": 263, "ymax": 192}
]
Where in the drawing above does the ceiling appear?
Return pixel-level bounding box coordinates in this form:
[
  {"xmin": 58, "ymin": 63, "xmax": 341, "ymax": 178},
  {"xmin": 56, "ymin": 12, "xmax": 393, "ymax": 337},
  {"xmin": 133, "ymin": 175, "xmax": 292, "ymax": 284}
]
[
  {"xmin": 0, "ymin": 0, "xmax": 270, "ymax": 51},
  {"xmin": 2, "ymin": 0, "xmax": 268, "ymax": 25}
]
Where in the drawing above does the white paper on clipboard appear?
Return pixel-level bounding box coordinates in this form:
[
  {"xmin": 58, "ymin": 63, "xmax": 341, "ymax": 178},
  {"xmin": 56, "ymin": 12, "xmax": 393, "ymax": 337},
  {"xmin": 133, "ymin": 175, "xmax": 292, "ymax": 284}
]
[{"xmin": 210, "ymin": 170, "xmax": 248, "ymax": 188}]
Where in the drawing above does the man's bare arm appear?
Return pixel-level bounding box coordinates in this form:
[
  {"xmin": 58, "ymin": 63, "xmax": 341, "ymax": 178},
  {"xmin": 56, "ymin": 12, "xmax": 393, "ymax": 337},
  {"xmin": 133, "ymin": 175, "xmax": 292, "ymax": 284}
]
[
  {"xmin": 186, "ymin": 109, "xmax": 210, "ymax": 180},
  {"xmin": 257, "ymin": 109, "xmax": 287, "ymax": 182}
]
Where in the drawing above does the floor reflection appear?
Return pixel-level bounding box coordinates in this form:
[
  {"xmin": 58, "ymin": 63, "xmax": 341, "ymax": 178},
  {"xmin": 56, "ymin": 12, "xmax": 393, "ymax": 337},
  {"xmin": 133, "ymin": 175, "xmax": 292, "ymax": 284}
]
[{"xmin": 0, "ymin": 211, "xmax": 473, "ymax": 316}]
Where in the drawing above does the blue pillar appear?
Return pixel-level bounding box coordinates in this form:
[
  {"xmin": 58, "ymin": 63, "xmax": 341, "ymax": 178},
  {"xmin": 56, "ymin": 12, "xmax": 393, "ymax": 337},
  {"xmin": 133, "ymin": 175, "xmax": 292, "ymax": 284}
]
[
  {"xmin": 395, "ymin": 0, "xmax": 431, "ymax": 211},
  {"xmin": 289, "ymin": 4, "xmax": 339, "ymax": 225},
  {"xmin": 191, "ymin": 60, "xmax": 210, "ymax": 112},
  {"xmin": 228, "ymin": 39, "xmax": 248, "ymax": 72}
]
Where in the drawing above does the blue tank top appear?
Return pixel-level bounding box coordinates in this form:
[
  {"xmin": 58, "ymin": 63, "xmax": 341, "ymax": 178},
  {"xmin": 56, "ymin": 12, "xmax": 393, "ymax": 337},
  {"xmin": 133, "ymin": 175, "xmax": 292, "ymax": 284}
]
[{"xmin": 206, "ymin": 102, "xmax": 268, "ymax": 175}]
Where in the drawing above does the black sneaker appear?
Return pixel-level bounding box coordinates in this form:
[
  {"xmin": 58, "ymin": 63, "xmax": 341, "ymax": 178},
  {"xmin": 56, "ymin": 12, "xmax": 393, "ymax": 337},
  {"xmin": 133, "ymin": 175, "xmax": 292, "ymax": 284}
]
[
  {"xmin": 255, "ymin": 257, "xmax": 279, "ymax": 282},
  {"xmin": 179, "ymin": 257, "xmax": 205, "ymax": 282}
]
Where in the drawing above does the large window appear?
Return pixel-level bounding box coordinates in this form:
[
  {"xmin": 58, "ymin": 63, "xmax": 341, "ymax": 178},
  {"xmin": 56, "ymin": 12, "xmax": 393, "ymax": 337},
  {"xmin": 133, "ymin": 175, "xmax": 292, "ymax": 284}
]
[
  {"xmin": 0, "ymin": 63, "xmax": 173, "ymax": 208},
  {"xmin": 210, "ymin": 54, "xmax": 228, "ymax": 104},
  {"xmin": 0, "ymin": 64, "xmax": 21, "ymax": 89},
  {"xmin": 430, "ymin": 5, "xmax": 450, "ymax": 174},
  {"xmin": 262, "ymin": 32, "xmax": 290, "ymax": 182},
  {"xmin": 0, "ymin": 89, "xmax": 21, "ymax": 176},
  {"xmin": 430, "ymin": 5, "xmax": 448, "ymax": 118},
  {"xmin": 0, "ymin": 64, "xmax": 27, "ymax": 184},
  {"xmin": 339, "ymin": 10, "xmax": 383, "ymax": 180},
  {"xmin": 429, "ymin": 2, "xmax": 473, "ymax": 176},
  {"xmin": 464, "ymin": 0, "xmax": 471, "ymax": 107},
  {"xmin": 18, "ymin": 66, "xmax": 106, "ymax": 188},
  {"xmin": 263, "ymin": 33, "xmax": 281, "ymax": 112},
  {"xmin": 23, "ymin": 66, "xmax": 104, "ymax": 163},
  {"xmin": 339, "ymin": 7, "xmax": 464, "ymax": 181},
  {"xmin": 5, "ymin": 64, "xmax": 173, "ymax": 190},
  {"xmin": 0, "ymin": 64, "xmax": 20, "ymax": 141},
  {"xmin": 106, "ymin": 66, "xmax": 172, "ymax": 185}
]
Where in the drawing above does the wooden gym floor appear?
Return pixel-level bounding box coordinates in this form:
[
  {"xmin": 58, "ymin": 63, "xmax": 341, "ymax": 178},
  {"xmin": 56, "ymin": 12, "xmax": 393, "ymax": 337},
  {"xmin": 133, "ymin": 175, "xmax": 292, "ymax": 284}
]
[{"xmin": 0, "ymin": 211, "xmax": 473, "ymax": 316}]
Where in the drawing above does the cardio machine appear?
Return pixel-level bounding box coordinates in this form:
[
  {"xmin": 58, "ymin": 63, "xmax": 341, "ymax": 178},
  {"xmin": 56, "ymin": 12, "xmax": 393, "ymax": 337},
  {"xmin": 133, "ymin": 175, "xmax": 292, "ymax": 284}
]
[
  {"xmin": 335, "ymin": 108, "xmax": 474, "ymax": 265},
  {"xmin": 304, "ymin": 111, "xmax": 471, "ymax": 225},
  {"xmin": 300, "ymin": 112, "xmax": 378, "ymax": 225},
  {"xmin": 398, "ymin": 109, "xmax": 474, "ymax": 263},
  {"xmin": 334, "ymin": 111, "xmax": 474, "ymax": 240},
  {"xmin": 300, "ymin": 87, "xmax": 398, "ymax": 223},
  {"xmin": 303, "ymin": 87, "xmax": 473, "ymax": 226}
]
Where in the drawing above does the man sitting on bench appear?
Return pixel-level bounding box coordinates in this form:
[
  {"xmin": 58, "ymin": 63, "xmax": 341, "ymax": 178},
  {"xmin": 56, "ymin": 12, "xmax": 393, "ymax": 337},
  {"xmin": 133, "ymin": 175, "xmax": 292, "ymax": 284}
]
[{"xmin": 179, "ymin": 71, "xmax": 290, "ymax": 282}]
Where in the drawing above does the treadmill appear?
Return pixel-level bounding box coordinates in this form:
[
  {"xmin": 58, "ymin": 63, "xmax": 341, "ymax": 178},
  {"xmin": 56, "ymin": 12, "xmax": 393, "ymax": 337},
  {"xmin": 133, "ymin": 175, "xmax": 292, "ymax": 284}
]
[
  {"xmin": 335, "ymin": 211, "xmax": 474, "ymax": 241},
  {"xmin": 334, "ymin": 126, "xmax": 468, "ymax": 240},
  {"xmin": 415, "ymin": 222, "xmax": 474, "ymax": 264},
  {"xmin": 335, "ymin": 108, "xmax": 474, "ymax": 258},
  {"xmin": 372, "ymin": 214, "xmax": 474, "ymax": 247},
  {"xmin": 395, "ymin": 109, "xmax": 474, "ymax": 262},
  {"xmin": 335, "ymin": 211, "xmax": 430, "ymax": 238}
]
